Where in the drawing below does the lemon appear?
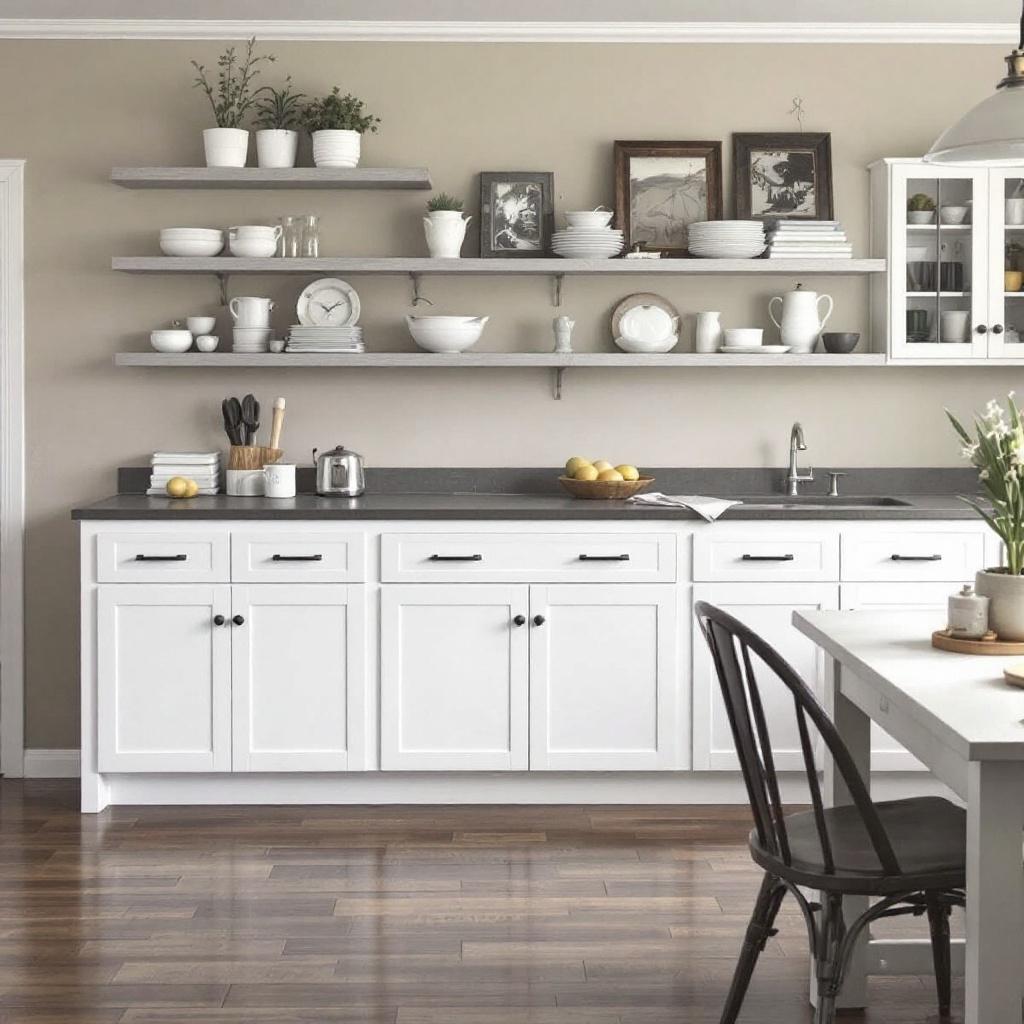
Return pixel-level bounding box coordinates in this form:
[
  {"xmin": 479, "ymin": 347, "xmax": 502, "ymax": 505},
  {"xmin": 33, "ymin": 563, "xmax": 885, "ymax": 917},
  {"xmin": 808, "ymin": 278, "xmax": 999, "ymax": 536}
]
[
  {"xmin": 165, "ymin": 476, "xmax": 190, "ymax": 499},
  {"xmin": 593, "ymin": 460, "xmax": 613, "ymax": 472},
  {"xmin": 574, "ymin": 464, "xmax": 599, "ymax": 481},
  {"xmin": 183, "ymin": 479, "xmax": 200, "ymax": 498},
  {"xmin": 565, "ymin": 456, "xmax": 591, "ymax": 477},
  {"xmin": 616, "ymin": 464, "xmax": 640, "ymax": 481},
  {"xmin": 597, "ymin": 468, "xmax": 624, "ymax": 482}
]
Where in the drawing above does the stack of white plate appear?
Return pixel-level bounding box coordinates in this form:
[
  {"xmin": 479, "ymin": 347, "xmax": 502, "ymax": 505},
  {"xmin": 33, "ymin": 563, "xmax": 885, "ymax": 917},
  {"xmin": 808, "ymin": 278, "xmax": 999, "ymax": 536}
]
[
  {"xmin": 286, "ymin": 325, "xmax": 365, "ymax": 353},
  {"xmin": 552, "ymin": 227, "xmax": 624, "ymax": 260},
  {"xmin": 688, "ymin": 221, "xmax": 766, "ymax": 259},
  {"xmin": 159, "ymin": 227, "xmax": 224, "ymax": 257}
]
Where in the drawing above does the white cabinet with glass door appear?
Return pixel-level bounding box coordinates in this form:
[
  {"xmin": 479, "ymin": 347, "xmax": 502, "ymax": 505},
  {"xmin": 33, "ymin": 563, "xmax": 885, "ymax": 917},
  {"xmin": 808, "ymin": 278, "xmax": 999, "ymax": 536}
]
[{"xmin": 986, "ymin": 168, "xmax": 1024, "ymax": 356}]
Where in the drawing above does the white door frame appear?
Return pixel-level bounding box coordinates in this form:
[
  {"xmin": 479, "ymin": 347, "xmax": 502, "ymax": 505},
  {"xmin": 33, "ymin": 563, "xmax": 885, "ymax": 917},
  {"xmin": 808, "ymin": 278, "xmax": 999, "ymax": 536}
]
[{"xmin": 0, "ymin": 160, "xmax": 25, "ymax": 778}]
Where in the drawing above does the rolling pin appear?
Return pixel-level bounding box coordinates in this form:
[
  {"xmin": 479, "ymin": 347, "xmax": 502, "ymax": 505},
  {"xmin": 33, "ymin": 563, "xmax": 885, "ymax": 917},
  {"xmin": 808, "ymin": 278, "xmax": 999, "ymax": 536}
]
[{"xmin": 268, "ymin": 397, "xmax": 286, "ymax": 452}]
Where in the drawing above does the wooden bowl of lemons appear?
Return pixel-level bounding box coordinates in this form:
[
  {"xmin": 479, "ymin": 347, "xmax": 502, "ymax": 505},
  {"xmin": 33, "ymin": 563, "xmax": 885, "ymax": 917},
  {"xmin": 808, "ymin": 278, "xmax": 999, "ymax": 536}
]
[{"xmin": 559, "ymin": 457, "xmax": 654, "ymax": 500}]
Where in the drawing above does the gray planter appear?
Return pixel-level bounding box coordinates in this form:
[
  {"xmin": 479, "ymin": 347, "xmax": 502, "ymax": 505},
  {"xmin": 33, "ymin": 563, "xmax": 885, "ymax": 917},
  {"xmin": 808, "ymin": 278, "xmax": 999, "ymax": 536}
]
[{"xmin": 975, "ymin": 568, "xmax": 1024, "ymax": 640}]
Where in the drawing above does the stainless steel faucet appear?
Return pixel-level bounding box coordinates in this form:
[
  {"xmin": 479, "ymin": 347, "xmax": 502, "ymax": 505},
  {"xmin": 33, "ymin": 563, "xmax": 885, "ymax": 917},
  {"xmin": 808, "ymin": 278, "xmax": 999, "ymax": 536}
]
[{"xmin": 786, "ymin": 422, "xmax": 814, "ymax": 496}]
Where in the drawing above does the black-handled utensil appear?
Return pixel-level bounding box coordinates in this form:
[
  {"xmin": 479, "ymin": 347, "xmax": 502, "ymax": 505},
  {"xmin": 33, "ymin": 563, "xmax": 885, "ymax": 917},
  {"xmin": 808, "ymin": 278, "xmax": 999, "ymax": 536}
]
[
  {"xmin": 241, "ymin": 393, "xmax": 260, "ymax": 446},
  {"xmin": 222, "ymin": 397, "xmax": 243, "ymax": 445}
]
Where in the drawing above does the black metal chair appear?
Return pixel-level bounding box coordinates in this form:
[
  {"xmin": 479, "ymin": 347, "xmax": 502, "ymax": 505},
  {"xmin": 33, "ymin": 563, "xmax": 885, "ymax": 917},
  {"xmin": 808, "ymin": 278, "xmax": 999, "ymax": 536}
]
[{"xmin": 694, "ymin": 601, "xmax": 966, "ymax": 1024}]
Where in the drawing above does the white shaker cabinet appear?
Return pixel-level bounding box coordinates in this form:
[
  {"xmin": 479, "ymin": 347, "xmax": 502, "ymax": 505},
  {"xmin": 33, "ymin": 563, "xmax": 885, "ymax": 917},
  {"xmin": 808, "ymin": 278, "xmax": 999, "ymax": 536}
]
[
  {"xmin": 380, "ymin": 584, "xmax": 530, "ymax": 770},
  {"xmin": 97, "ymin": 584, "xmax": 232, "ymax": 772},
  {"xmin": 529, "ymin": 584, "xmax": 680, "ymax": 771}
]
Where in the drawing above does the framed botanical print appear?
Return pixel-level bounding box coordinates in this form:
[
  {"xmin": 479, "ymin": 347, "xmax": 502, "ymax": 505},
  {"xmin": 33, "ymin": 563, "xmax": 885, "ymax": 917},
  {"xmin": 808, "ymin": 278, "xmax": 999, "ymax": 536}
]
[
  {"xmin": 479, "ymin": 172, "xmax": 554, "ymax": 257},
  {"xmin": 733, "ymin": 132, "xmax": 834, "ymax": 221},
  {"xmin": 613, "ymin": 141, "xmax": 723, "ymax": 257}
]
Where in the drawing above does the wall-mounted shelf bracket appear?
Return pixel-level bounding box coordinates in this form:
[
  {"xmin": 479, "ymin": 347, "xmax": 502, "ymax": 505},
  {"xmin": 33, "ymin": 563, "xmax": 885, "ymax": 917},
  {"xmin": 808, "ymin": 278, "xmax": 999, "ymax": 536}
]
[
  {"xmin": 552, "ymin": 367, "xmax": 566, "ymax": 400},
  {"xmin": 551, "ymin": 273, "xmax": 564, "ymax": 307},
  {"xmin": 215, "ymin": 273, "xmax": 230, "ymax": 307},
  {"xmin": 409, "ymin": 273, "xmax": 432, "ymax": 306}
]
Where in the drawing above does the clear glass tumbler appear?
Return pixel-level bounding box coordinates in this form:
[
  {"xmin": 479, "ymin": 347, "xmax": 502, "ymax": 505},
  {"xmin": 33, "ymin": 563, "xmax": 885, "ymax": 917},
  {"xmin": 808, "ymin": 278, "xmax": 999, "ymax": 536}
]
[
  {"xmin": 279, "ymin": 216, "xmax": 300, "ymax": 258},
  {"xmin": 301, "ymin": 214, "xmax": 320, "ymax": 258}
]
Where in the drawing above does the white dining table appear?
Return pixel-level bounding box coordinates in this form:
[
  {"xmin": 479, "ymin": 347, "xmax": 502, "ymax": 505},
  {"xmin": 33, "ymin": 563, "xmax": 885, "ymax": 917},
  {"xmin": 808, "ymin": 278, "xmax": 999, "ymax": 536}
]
[{"xmin": 793, "ymin": 609, "xmax": 1024, "ymax": 1024}]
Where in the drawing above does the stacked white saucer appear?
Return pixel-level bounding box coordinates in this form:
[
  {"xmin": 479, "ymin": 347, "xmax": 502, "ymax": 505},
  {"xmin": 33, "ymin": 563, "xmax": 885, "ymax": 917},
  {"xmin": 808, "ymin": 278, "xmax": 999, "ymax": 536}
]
[
  {"xmin": 688, "ymin": 221, "xmax": 766, "ymax": 259},
  {"xmin": 552, "ymin": 226, "xmax": 624, "ymax": 260}
]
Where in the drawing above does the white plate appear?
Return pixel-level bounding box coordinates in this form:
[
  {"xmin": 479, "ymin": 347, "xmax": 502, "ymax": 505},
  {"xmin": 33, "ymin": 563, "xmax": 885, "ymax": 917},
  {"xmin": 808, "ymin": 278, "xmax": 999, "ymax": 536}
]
[
  {"xmin": 719, "ymin": 344, "xmax": 791, "ymax": 353},
  {"xmin": 296, "ymin": 278, "xmax": 361, "ymax": 327},
  {"xmin": 619, "ymin": 304, "xmax": 676, "ymax": 345},
  {"xmin": 611, "ymin": 292, "xmax": 680, "ymax": 340}
]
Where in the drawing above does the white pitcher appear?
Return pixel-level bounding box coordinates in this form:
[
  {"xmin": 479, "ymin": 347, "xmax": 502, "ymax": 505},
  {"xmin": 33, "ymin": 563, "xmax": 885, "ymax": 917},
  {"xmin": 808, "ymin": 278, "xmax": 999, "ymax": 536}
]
[
  {"xmin": 423, "ymin": 211, "xmax": 472, "ymax": 259},
  {"xmin": 768, "ymin": 285, "xmax": 833, "ymax": 354},
  {"xmin": 229, "ymin": 296, "xmax": 274, "ymax": 328}
]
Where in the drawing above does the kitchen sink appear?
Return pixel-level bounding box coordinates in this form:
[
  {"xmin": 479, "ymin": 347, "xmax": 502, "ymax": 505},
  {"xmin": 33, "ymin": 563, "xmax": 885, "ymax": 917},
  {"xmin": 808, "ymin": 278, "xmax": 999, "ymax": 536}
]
[{"xmin": 738, "ymin": 495, "xmax": 913, "ymax": 509}]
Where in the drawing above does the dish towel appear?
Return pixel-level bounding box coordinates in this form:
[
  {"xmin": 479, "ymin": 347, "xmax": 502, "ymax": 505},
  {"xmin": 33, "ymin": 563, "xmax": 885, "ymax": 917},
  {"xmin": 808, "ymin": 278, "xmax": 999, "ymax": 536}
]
[{"xmin": 628, "ymin": 492, "xmax": 740, "ymax": 522}]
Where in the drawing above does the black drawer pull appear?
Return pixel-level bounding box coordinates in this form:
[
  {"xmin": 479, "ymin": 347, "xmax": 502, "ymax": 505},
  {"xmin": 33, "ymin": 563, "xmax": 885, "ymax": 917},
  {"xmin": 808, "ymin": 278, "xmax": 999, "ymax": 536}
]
[
  {"xmin": 429, "ymin": 554, "xmax": 483, "ymax": 562},
  {"xmin": 272, "ymin": 554, "xmax": 324, "ymax": 562},
  {"xmin": 741, "ymin": 554, "xmax": 795, "ymax": 562},
  {"xmin": 890, "ymin": 553, "xmax": 942, "ymax": 561},
  {"xmin": 134, "ymin": 554, "xmax": 187, "ymax": 562},
  {"xmin": 579, "ymin": 554, "xmax": 631, "ymax": 562}
]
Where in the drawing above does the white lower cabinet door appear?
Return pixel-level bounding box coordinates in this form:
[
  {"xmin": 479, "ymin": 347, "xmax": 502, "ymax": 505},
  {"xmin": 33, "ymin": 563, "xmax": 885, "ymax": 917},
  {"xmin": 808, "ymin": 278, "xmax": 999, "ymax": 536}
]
[
  {"xmin": 692, "ymin": 582, "xmax": 839, "ymax": 771},
  {"xmin": 529, "ymin": 584, "xmax": 680, "ymax": 770},
  {"xmin": 231, "ymin": 584, "xmax": 365, "ymax": 771},
  {"xmin": 380, "ymin": 584, "xmax": 530, "ymax": 770},
  {"xmin": 97, "ymin": 584, "xmax": 231, "ymax": 772},
  {"xmin": 840, "ymin": 582, "xmax": 950, "ymax": 771}
]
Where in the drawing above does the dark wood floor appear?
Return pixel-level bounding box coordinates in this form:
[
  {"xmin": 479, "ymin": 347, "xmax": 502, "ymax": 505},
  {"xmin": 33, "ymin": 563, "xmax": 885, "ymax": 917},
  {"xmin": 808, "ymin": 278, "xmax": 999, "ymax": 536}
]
[{"xmin": 0, "ymin": 781, "xmax": 961, "ymax": 1023}]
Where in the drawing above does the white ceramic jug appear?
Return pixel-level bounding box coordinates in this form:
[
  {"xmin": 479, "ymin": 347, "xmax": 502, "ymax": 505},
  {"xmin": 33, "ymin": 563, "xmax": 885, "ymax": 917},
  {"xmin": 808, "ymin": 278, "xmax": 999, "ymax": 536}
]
[
  {"xmin": 229, "ymin": 296, "xmax": 275, "ymax": 327},
  {"xmin": 694, "ymin": 311, "xmax": 723, "ymax": 354},
  {"xmin": 768, "ymin": 285, "xmax": 833, "ymax": 354},
  {"xmin": 423, "ymin": 212, "xmax": 472, "ymax": 259}
]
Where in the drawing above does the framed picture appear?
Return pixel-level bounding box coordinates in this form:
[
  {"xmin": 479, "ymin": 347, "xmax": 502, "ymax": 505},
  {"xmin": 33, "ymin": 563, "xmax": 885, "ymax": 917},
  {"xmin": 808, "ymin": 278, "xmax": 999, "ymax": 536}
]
[
  {"xmin": 613, "ymin": 141, "xmax": 723, "ymax": 257},
  {"xmin": 479, "ymin": 172, "xmax": 554, "ymax": 257},
  {"xmin": 733, "ymin": 132, "xmax": 834, "ymax": 221}
]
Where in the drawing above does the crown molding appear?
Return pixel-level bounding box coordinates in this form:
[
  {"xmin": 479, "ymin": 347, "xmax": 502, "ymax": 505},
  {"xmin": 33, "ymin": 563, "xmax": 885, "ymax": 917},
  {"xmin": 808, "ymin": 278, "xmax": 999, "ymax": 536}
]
[{"xmin": 0, "ymin": 19, "xmax": 1014, "ymax": 43}]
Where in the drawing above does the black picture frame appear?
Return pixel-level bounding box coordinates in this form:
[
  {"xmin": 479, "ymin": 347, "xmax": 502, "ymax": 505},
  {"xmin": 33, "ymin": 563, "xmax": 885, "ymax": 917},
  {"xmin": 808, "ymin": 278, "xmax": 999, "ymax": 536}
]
[
  {"xmin": 733, "ymin": 132, "xmax": 834, "ymax": 221},
  {"xmin": 479, "ymin": 171, "xmax": 554, "ymax": 258}
]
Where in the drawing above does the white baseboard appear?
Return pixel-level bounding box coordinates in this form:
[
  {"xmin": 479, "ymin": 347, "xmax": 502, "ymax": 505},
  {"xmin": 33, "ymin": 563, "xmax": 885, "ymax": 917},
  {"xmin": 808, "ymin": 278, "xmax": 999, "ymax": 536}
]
[{"xmin": 22, "ymin": 749, "xmax": 80, "ymax": 778}]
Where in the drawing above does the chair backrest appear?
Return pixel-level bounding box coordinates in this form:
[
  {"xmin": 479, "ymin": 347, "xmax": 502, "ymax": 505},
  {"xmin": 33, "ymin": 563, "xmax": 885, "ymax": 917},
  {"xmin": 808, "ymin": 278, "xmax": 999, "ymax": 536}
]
[{"xmin": 694, "ymin": 601, "xmax": 901, "ymax": 877}]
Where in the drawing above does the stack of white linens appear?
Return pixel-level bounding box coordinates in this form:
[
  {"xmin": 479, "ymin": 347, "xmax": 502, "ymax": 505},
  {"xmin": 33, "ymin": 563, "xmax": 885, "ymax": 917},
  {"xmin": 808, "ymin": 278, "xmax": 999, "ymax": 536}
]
[
  {"xmin": 551, "ymin": 227, "xmax": 624, "ymax": 260},
  {"xmin": 148, "ymin": 452, "xmax": 221, "ymax": 495},
  {"xmin": 766, "ymin": 220, "xmax": 852, "ymax": 259},
  {"xmin": 688, "ymin": 221, "xmax": 766, "ymax": 259},
  {"xmin": 286, "ymin": 325, "xmax": 365, "ymax": 353}
]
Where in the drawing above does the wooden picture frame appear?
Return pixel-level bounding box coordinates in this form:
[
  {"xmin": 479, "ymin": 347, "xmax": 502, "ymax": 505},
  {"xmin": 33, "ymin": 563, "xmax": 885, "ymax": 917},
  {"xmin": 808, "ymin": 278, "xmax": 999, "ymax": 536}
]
[
  {"xmin": 478, "ymin": 171, "xmax": 554, "ymax": 258},
  {"xmin": 613, "ymin": 141, "xmax": 723, "ymax": 257},
  {"xmin": 733, "ymin": 132, "xmax": 834, "ymax": 221}
]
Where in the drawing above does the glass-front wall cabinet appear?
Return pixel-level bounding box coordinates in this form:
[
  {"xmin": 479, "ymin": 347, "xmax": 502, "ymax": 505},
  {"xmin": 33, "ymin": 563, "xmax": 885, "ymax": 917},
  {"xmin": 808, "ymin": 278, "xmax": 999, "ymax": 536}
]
[{"xmin": 871, "ymin": 159, "xmax": 1024, "ymax": 361}]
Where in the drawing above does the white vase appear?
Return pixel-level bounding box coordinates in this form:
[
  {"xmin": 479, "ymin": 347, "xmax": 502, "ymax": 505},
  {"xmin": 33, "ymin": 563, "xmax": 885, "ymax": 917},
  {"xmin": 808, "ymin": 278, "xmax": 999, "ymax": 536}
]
[
  {"xmin": 256, "ymin": 129, "xmax": 298, "ymax": 169},
  {"xmin": 423, "ymin": 211, "xmax": 471, "ymax": 258},
  {"xmin": 202, "ymin": 127, "xmax": 249, "ymax": 168},
  {"xmin": 694, "ymin": 311, "xmax": 723, "ymax": 353},
  {"xmin": 975, "ymin": 568, "xmax": 1024, "ymax": 640},
  {"xmin": 311, "ymin": 129, "xmax": 361, "ymax": 168}
]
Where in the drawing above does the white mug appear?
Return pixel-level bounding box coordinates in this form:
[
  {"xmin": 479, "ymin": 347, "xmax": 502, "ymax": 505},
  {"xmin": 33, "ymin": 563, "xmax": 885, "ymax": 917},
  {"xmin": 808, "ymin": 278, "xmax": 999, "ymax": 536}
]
[
  {"xmin": 229, "ymin": 296, "xmax": 274, "ymax": 327},
  {"xmin": 264, "ymin": 462, "xmax": 296, "ymax": 499}
]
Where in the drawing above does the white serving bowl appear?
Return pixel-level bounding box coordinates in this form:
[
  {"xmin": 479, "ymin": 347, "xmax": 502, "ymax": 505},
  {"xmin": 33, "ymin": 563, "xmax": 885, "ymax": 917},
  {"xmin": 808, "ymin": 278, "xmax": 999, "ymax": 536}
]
[
  {"xmin": 614, "ymin": 333, "xmax": 679, "ymax": 354},
  {"xmin": 406, "ymin": 315, "xmax": 488, "ymax": 353},
  {"xmin": 940, "ymin": 205, "xmax": 969, "ymax": 225},
  {"xmin": 723, "ymin": 328, "xmax": 764, "ymax": 347},
  {"xmin": 186, "ymin": 316, "xmax": 217, "ymax": 335},
  {"xmin": 229, "ymin": 237, "xmax": 278, "ymax": 258},
  {"xmin": 160, "ymin": 237, "xmax": 225, "ymax": 257},
  {"xmin": 160, "ymin": 227, "xmax": 222, "ymax": 237},
  {"xmin": 150, "ymin": 329, "xmax": 193, "ymax": 353},
  {"xmin": 565, "ymin": 210, "xmax": 614, "ymax": 229}
]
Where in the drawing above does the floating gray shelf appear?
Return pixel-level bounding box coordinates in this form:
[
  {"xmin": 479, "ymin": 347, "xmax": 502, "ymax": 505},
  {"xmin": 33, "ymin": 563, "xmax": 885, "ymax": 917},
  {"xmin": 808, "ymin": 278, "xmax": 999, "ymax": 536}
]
[{"xmin": 110, "ymin": 167, "xmax": 433, "ymax": 190}]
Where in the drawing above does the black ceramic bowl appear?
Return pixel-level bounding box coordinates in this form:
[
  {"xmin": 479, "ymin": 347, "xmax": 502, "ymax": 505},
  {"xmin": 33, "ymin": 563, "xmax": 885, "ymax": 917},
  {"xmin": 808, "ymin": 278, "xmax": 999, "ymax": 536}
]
[{"xmin": 821, "ymin": 332, "xmax": 860, "ymax": 354}]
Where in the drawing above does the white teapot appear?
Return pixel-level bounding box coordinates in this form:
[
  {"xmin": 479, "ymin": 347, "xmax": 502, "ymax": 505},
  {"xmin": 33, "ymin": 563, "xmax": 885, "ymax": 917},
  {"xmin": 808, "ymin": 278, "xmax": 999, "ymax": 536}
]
[{"xmin": 768, "ymin": 284, "xmax": 833, "ymax": 354}]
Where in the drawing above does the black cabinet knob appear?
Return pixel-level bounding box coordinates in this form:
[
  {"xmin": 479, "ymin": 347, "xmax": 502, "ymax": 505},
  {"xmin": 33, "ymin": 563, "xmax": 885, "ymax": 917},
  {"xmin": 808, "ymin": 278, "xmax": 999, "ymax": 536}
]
[
  {"xmin": 993, "ymin": 324, "xmax": 1005, "ymax": 334},
  {"xmin": 213, "ymin": 614, "xmax": 225, "ymax": 626},
  {"xmin": 976, "ymin": 324, "xmax": 988, "ymax": 334},
  {"xmin": 533, "ymin": 614, "xmax": 546, "ymax": 626},
  {"xmin": 513, "ymin": 614, "xmax": 526, "ymax": 626},
  {"xmin": 232, "ymin": 614, "xmax": 245, "ymax": 626}
]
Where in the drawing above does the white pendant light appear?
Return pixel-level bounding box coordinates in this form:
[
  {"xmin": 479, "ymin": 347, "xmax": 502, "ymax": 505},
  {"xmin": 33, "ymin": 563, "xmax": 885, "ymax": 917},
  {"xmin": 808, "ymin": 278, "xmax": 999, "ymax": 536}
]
[{"xmin": 925, "ymin": 6, "xmax": 1024, "ymax": 164}]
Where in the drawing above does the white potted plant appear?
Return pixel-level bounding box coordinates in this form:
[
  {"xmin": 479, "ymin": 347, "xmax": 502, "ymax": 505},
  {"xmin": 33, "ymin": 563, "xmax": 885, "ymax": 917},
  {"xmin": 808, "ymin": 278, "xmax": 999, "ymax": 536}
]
[
  {"xmin": 253, "ymin": 77, "xmax": 305, "ymax": 169},
  {"xmin": 949, "ymin": 394, "xmax": 1024, "ymax": 639},
  {"xmin": 300, "ymin": 87, "xmax": 381, "ymax": 169},
  {"xmin": 191, "ymin": 38, "xmax": 274, "ymax": 168},
  {"xmin": 423, "ymin": 193, "xmax": 471, "ymax": 258}
]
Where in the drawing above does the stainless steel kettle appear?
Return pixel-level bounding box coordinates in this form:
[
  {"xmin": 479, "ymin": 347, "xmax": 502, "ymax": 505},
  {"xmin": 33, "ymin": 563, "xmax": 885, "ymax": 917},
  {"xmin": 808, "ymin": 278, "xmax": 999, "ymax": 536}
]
[{"xmin": 313, "ymin": 445, "xmax": 365, "ymax": 497}]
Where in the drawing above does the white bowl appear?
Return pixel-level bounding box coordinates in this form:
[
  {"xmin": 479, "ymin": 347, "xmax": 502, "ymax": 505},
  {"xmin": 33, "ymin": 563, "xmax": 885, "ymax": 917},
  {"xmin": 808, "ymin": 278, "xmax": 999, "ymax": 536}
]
[
  {"xmin": 150, "ymin": 329, "xmax": 193, "ymax": 353},
  {"xmin": 724, "ymin": 328, "xmax": 764, "ymax": 347},
  {"xmin": 565, "ymin": 210, "xmax": 614, "ymax": 229},
  {"xmin": 229, "ymin": 238, "xmax": 278, "ymax": 258},
  {"xmin": 160, "ymin": 237, "xmax": 225, "ymax": 257},
  {"xmin": 195, "ymin": 334, "xmax": 219, "ymax": 352},
  {"xmin": 614, "ymin": 333, "xmax": 679, "ymax": 354},
  {"xmin": 230, "ymin": 224, "xmax": 278, "ymax": 236},
  {"xmin": 186, "ymin": 316, "xmax": 217, "ymax": 335},
  {"xmin": 940, "ymin": 205, "xmax": 969, "ymax": 225},
  {"xmin": 406, "ymin": 315, "xmax": 488, "ymax": 353},
  {"xmin": 160, "ymin": 227, "xmax": 222, "ymax": 237}
]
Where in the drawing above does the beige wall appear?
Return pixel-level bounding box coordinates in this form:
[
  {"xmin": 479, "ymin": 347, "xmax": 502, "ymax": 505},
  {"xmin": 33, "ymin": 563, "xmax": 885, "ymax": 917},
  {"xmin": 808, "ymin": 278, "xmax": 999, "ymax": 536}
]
[{"xmin": 0, "ymin": 38, "xmax": 1018, "ymax": 748}]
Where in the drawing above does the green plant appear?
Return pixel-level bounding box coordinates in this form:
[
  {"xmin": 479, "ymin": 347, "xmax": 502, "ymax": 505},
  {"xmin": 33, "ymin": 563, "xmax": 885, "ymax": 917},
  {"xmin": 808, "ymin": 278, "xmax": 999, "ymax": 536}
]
[
  {"xmin": 948, "ymin": 394, "xmax": 1024, "ymax": 573},
  {"xmin": 907, "ymin": 193, "xmax": 936, "ymax": 212},
  {"xmin": 426, "ymin": 193, "xmax": 464, "ymax": 213},
  {"xmin": 191, "ymin": 38, "xmax": 275, "ymax": 129},
  {"xmin": 254, "ymin": 77, "xmax": 306, "ymax": 130},
  {"xmin": 300, "ymin": 87, "xmax": 381, "ymax": 134}
]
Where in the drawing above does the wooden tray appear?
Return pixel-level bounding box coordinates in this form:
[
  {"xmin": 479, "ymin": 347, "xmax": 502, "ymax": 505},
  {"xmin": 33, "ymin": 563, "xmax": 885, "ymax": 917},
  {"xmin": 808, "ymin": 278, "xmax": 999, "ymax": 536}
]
[
  {"xmin": 558, "ymin": 475, "xmax": 654, "ymax": 501},
  {"xmin": 931, "ymin": 629, "xmax": 1024, "ymax": 655}
]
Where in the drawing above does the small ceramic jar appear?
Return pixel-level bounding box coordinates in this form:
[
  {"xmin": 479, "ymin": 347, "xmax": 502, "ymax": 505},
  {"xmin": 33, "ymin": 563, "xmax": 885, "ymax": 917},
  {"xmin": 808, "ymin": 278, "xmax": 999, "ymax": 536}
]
[{"xmin": 948, "ymin": 584, "xmax": 989, "ymax": 638}]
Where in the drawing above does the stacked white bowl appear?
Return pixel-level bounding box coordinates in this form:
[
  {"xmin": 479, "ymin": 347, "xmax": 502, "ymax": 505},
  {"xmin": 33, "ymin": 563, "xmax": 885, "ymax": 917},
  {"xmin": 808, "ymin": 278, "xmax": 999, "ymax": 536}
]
[
  {"xmin": 552, "ymin": 210, "xmax": 624, "ymax": 260},
  {"xmin": 688, "ymin": 220, "xmax": 766, "ymax": 259},
  {"xmin": 406, "ymin": 315, "xmax": 489, "ymax": 354},
  {"xmin": 159, "ymin": 228, "xmax": 224, "ymax": 257}
]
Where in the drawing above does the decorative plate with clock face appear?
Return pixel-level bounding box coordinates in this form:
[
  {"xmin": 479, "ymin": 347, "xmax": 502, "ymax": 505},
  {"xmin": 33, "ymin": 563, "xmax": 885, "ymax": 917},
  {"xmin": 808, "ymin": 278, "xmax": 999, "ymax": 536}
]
[{"xmin": 296, "ymin": 278, "xmax": 361, "ymax": 327}]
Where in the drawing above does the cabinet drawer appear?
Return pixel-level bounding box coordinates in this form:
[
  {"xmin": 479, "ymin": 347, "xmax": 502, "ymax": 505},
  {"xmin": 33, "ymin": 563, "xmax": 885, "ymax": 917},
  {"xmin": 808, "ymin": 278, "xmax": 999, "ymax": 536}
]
[
  {"xmin": 381, "ymin": 532, "xmax": 676, "ymax": 583},
  {"xmin": 693, "ymin": 531, "xmax": 839, "ymax": 582},
  {"xmin": 231, "ymin": 532, "xmax": 366, "ymax": 583},
  {"xmin": 96, "ymin": 532, "xmax": 229, "ymax": 583},
  {"xmin": 841, "ymin": 530, "xmax": 984, "ymax": 581}
]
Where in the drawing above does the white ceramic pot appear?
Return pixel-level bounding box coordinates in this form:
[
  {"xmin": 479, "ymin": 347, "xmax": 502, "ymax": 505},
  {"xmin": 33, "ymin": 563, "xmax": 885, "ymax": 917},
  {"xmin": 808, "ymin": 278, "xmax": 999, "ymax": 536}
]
[
  {"xmin": 975, "ymin": 569, "xmax": 1024, "ymax": 640},
  {"xmin": 768, "ymin": 287, "xmax": 833, "ymax": 354},
  {"xmin": 312, "ymin": 129, "xmax": 361, "ymax": 168},
  {"xmin": 423, "ymin": 211, "xmax": 471, "ymax": 258},
  {"xmin": 907, "ymin": 210, "xmax": 935, "ymax": 225},
  {"xmin": 202, "ymin": 127, "xmax": 249, "ymax": 168},
  {"xmin": 256, "ymin": 129, "xmax": 298, "ymax": 169}
]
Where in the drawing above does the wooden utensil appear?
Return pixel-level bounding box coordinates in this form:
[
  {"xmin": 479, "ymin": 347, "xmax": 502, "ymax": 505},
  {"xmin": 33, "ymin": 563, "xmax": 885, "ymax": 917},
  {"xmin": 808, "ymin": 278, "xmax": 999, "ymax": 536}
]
[{"xmin": 268, "ymin": 397, "xmax": 285, "ymax": 451}]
